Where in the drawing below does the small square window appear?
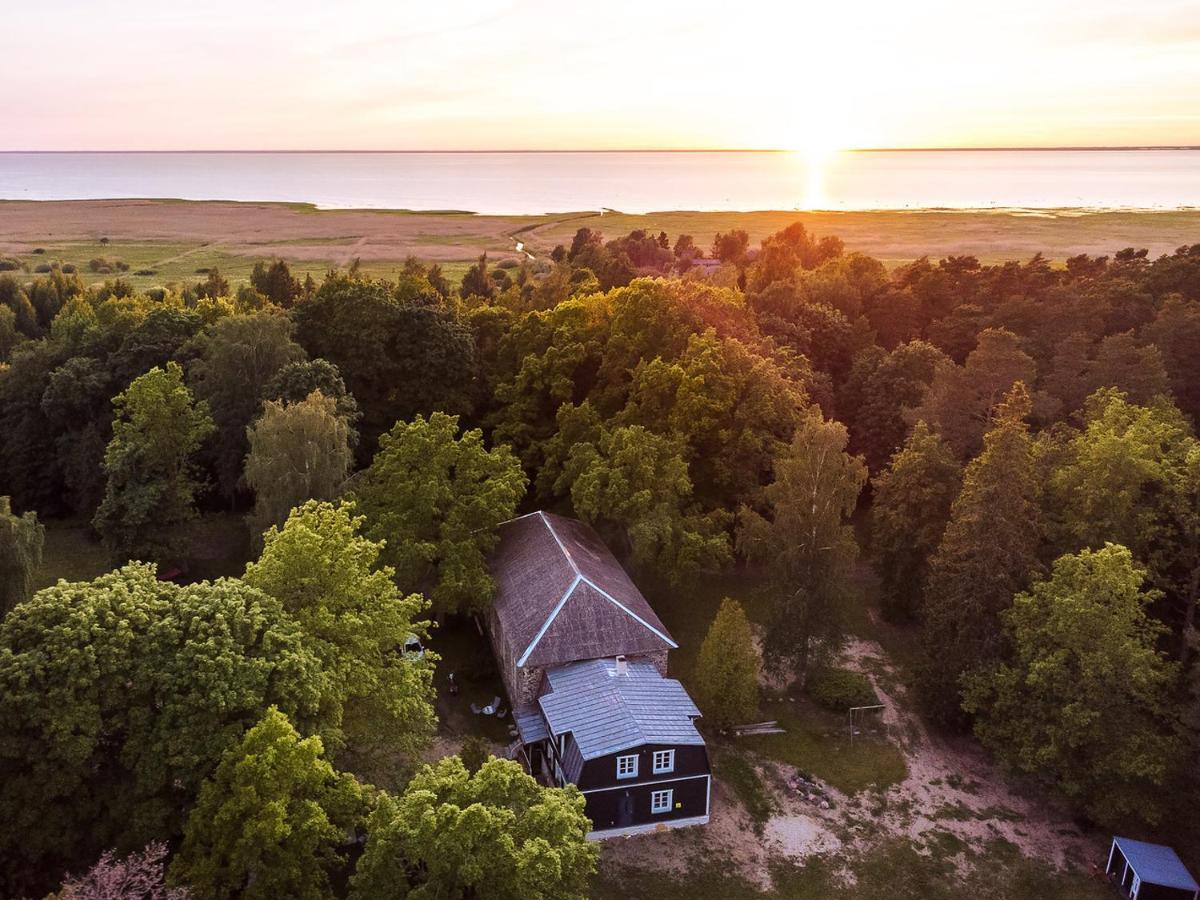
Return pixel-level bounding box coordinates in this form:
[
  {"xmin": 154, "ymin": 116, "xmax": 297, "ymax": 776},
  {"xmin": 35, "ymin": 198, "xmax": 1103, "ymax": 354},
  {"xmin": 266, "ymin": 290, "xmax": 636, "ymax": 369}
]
[
  {"xmin": 651, "ymin": 789, "xmax": 673, "ymax": 814},
  {"xmin": 616, "ymin": 754, "xmax": 638, "ymax": 779},
  {"xmin": 652, "ymin": 749, "xmax": 675, "ymax": 774}
]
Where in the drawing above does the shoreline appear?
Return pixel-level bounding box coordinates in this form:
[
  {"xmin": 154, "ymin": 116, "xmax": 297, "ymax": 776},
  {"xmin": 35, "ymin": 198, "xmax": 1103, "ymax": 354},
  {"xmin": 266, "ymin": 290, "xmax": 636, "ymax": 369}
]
[{"xmin": 4, "ymin": 197, "xmax": 1200, "ymax": 217}]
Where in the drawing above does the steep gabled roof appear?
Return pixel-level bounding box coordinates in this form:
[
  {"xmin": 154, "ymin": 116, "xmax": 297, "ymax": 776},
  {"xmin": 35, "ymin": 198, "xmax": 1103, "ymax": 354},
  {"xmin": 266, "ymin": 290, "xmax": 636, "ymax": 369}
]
[
  {"xmin": 489, "ymin": 511, "xmax": 677, "ymax": 669},
  {"xmin": 538, "ymin": 658, "xmax": 704, "ymax": 760}
]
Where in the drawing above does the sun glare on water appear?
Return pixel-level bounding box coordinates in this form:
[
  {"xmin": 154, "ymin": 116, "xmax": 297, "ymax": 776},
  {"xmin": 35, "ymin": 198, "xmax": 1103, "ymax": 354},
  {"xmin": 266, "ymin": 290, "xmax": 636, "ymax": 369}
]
[{"xmin": 791, "ymin": 143, "xmax": 839, "ymax": 211}]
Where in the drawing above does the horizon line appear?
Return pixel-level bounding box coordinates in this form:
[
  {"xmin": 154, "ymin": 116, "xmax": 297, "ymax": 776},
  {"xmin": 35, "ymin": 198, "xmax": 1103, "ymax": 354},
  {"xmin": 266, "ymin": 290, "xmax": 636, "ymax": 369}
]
[{"xmin": 2, "ymin": 145, "xmax": 1199, "ymax": 154}]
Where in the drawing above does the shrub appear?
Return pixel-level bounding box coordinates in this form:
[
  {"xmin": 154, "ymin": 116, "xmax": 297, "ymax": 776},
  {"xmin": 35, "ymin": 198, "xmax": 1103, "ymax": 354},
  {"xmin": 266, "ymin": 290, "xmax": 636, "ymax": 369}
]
[
  {"xmin": 61, "ymin": 263, "xmax": 77, "ymax": 273},
  {"xmin": 0, "ymin": 258, "xmax": 21, "ymax": 271},
  {"xmin": 807, "ymin": 666, "xmax": 877, "ymax": 711},
  {"xmin": 88, "ymin": 257, "xmax": 129, "ymax": 274},
  {"xmin": 134, "ymin": 269, "xmax": 158, "ymax": 276},
  {"xmin": 194, "ymin": 267, "xmax": 211, "ymax": 275},
  {"xmin": 33, "ymin": 264, "xmax": 51, "ymax": 274},
  {"xmin": 99, "ymin": 236, "xmax": 110, "ymax": 245},
  {"xmin": 32, "ymin": 248, "xmax": 45, "ymax": 255}
]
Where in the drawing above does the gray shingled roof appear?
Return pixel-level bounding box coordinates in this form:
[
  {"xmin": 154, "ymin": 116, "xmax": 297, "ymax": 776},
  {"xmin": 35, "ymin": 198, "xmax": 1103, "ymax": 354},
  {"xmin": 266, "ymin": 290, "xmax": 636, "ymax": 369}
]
[
  {"xmin": 489, "ymin": 512, "xmax": 677, "ymax": 669},
  {"xmin": 513, "ymin": 704, "xmax": 550, "ymax": 744},
  {"xmin": 538, "ymin": 658, "xmax": 704, "ymax": 760}
]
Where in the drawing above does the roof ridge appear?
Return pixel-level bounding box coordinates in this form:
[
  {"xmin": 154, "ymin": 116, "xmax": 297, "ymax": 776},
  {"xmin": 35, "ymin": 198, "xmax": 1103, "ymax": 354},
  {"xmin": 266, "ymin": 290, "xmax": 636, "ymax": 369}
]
[
  {"xmin": 536, "ymin": 510, "xmax": 580, "ymax": 574},
  {"xmin": 516, "ymin": 572, "xmax": 583, "ymax": 667}
]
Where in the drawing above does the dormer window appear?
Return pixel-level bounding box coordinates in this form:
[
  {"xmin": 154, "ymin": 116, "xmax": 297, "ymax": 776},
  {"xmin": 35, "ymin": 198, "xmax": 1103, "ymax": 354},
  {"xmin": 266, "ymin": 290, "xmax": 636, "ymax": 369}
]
[
  {"xmin": 616, "ymin": 754, "xmax": 638, "ymax": 779},
  {"xmin": 652, "ymin": 749, "xmax": 675, "ymax": 774}
]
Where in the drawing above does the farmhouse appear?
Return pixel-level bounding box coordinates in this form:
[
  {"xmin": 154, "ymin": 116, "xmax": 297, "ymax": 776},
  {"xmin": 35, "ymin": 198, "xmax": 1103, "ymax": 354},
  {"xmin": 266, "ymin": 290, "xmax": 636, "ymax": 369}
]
[{"xmin": 486, "ymin": 511, "xmax": 711, "ymax": 836}]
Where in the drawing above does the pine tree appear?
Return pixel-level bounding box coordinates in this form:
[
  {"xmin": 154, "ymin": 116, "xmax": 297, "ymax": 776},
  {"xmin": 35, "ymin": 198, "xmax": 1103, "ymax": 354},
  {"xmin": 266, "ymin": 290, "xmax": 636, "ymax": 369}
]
[
  {"xmin": 919, "ymin": 382, "xmax": 1041, "ymax": 725},
  {"xmin": 693, "ymin": 598, "xmax": 760, "ymax": 730}
]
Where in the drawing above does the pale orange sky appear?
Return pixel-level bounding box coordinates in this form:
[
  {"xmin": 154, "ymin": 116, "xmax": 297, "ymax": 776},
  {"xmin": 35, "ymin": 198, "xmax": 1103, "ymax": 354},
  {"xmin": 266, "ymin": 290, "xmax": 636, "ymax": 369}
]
[{"xmin": 4, "ymin": 0, "xmax": 1199, "ymax": 151}]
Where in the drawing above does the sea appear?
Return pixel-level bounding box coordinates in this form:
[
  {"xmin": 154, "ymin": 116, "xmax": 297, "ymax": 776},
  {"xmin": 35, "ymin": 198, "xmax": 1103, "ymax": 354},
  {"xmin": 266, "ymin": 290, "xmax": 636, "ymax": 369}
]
[{"xmin": 0, "ymin": 150, "xmax": 1197, "ymax": 215}]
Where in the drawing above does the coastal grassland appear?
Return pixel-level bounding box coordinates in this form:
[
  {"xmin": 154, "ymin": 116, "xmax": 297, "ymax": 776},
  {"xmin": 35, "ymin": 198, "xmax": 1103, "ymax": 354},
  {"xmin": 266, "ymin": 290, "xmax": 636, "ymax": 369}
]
[
  {"xmin": 0, "ymin": 237, "xmax": 476, "ymax": 293},
  {"xmin": 522, "ymin": 207, "xmax": 1200, "ymax": 266},
  {"xmin": 2, "ymin": 201, "xmax": 1197, "ymax": 293}
]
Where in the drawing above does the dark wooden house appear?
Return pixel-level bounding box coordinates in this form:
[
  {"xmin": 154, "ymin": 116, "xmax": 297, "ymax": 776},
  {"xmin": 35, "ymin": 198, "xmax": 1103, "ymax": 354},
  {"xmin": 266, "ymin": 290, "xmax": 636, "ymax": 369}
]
[{"xmin": 486, "ymin": 512, "xmax": 711, "ymax": 837}]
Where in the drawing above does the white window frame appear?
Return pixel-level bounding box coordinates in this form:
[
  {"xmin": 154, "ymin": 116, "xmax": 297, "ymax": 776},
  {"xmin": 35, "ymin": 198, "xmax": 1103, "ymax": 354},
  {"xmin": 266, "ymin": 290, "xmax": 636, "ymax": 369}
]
[
  {"xmin": 650, "ymin": 788, "xmax": 673, "ymax": 814},
  {"xmin": 652, "ymin": 749, "xmax": 675, "ymax": 774},
  {"xmin": 616, "ymin": 754, "xmax": 638, "ymax": 779}
]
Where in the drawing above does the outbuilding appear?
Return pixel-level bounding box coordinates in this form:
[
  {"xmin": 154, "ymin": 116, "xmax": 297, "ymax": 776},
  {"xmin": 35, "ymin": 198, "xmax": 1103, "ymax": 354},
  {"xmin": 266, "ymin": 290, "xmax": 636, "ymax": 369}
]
[{"xmin": 1107, "ymin": 836, "xmax": 1199, "ymax": 900}]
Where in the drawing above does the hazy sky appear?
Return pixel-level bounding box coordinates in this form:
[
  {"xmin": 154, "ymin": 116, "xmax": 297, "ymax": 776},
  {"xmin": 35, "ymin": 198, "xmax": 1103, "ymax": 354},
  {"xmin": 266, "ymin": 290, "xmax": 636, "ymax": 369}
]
[{"xmin": 5, "ymin": 0, "xmax": 1199, "ymax": 150}]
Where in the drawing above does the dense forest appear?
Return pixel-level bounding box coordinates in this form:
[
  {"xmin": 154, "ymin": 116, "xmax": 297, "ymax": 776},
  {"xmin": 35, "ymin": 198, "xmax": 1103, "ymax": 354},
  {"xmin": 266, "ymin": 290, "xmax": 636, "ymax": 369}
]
[{"xmin": 2, "ymin": 226, "xmax": 1200, "ymax": 897}]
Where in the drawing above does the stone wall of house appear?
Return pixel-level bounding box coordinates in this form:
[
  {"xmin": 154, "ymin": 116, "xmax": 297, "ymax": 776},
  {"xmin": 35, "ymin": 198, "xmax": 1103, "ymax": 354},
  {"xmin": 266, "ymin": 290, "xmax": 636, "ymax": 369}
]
[{"xmin": 484, "ymin": 600, "xmax": 675, "ymax": 708}]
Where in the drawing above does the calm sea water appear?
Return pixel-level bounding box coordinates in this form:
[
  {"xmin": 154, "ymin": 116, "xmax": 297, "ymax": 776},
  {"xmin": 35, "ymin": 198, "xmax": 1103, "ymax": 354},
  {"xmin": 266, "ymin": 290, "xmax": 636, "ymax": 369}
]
[{"xmin": 0, "ymin": 150, "xmax": 1197, "ymax": 214}]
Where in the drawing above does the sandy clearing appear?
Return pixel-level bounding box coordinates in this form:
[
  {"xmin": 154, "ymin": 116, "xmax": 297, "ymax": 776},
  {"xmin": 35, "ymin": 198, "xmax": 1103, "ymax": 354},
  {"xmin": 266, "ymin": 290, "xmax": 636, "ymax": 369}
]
[
  {"xmin": 598, "ymin": 634, "xmax": 1104, "ymax": 891},
  {"xmin": 836, "ymin": 637, "xmax": 1100, "ymax": 870}
]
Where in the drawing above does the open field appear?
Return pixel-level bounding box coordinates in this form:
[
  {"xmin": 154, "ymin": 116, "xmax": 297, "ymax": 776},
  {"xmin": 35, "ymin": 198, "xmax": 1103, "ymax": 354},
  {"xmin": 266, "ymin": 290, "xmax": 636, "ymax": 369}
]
[{"xmin": 2, "ymin": 200, "xmax": 1198, "ymax": 293}]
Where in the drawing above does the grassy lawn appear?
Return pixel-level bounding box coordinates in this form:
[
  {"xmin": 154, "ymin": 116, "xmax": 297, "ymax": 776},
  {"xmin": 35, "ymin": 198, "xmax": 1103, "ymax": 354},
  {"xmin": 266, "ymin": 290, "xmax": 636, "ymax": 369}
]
[
  {"xmin": 34, "ymin": 511, "xmax": 253, "ymax": 592},
  {"xmin": 734, "ymin": 698, "xmax": 907, "ymax": 795},
  {"xmin": 33, "ymin": 520, "xmax": 112, "ymax": 590}
]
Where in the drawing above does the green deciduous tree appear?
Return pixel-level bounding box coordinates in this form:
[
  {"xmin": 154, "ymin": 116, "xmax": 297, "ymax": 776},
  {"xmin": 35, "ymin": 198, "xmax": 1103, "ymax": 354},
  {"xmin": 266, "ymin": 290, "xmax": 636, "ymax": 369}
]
[
  {"xmin": 0, "ymin": 496, "xmax": 44, "ymax": 617},
  {"xmin": 292, "ymin": 274, "xmax": 477, "ymax": 448},
  {"xmin": 737, "ymin": 407, "xmax": 867, "ymax": 677},
  {"xmin": 566, "ymin": 424, "xmax": 731, "ymax": 579},
  {"xmin": 0, "ymin": 566, "xmax": 321, "ymax": 896},
  {"xmin": 693, "ymin": 598, "xmax": 760, "ymax": 730},
  {"xmin": 846, "ymin": 340, "xmax": 948, "ymax": 473},
  {"xmin": 1050, "ymin": 389, "xmax": 1194, "ymax": 578},
  {"xmin": 919, "ymin": 383, "xmax": 1042, "ymax": 724},
  {"xmin": 93, "ymin": 362, "xmax": 215, "ymax": 563},
  {"xmin": 243, "ymin": 501, "xmax": 437, "ymax": 775},
  {"xmin": 871, "ymin": 423, "xmax": 961, "ymax": 622},
  {"xmin": 187, "ymin": 311, "xmax": 306, "ymax": 499},
  {"xmin": 244, "ymin": 392, "xmax": 353, "ymax": 540},
  {"xmin": 963, "ymin": 545, "xmax": 1183, "ymax": 824},
  {"xmin": 350, "ymin": 757, "xmax": 597, "ymax": 900},
  {"xmin": 351, "ymin": 412, "xmax": 526, "ymax": 617},
  {"xmin": 617, "ymin": 329, "xmax": 807, "ymax": 511},
  {"xmin": 171, "ymin": 708, "xmax": 367, "ymax": 900},
  {"xmin": 263, "ymin": 357, "xmax": 360, "ymax": 434}
]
